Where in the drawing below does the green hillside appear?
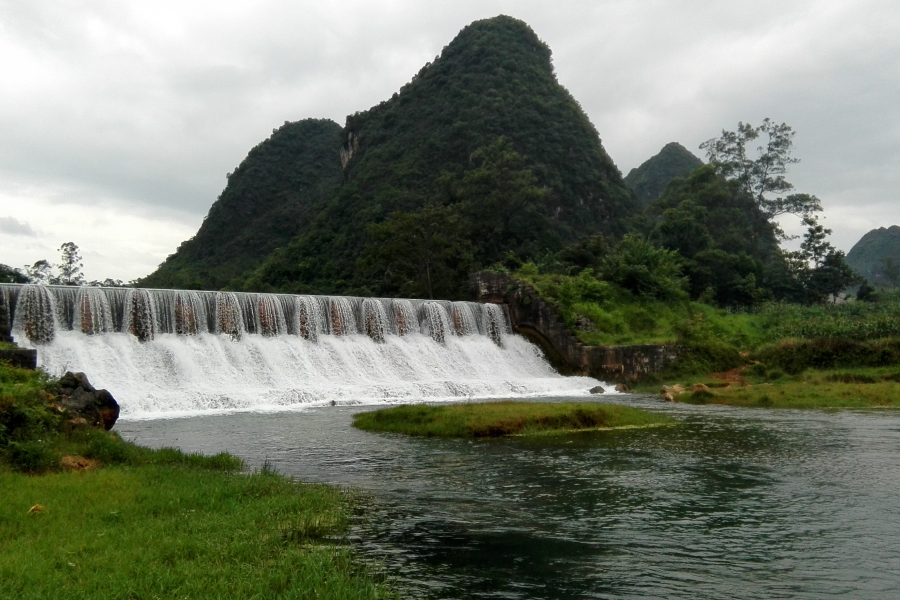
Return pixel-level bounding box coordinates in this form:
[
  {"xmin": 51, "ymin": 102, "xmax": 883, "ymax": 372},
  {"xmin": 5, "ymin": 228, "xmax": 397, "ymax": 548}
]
[
  {"xmin": 846, "ymin": 226, "xmax": 900, "ymax": 287},
  {"xmin": 624, "ymin": 142, "xmax": 704, "ymax": 207},
  {"xmin": 142, "ymin": 16, "xmax": 637, "ymax": 297},
  {"xmin": 140, "ymin": 119, "xmax": 343, "ymax": 290}
]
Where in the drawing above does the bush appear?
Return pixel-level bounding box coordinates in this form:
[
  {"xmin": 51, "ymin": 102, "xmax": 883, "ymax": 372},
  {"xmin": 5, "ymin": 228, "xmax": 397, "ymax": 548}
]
[
  {"xmin": 6, "ymin": 439, "xmax": 58, "ymax": 473},
  {"xmin": 756, "ymin": 338, "xmax": 900, "ymax": 374}
]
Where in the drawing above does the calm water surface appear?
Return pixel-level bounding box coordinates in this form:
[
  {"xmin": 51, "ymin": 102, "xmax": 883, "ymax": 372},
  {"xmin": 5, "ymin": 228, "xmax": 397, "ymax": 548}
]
[{"xmin": 117, "ymin": 398, "xmax": 900, "ymax": 599}]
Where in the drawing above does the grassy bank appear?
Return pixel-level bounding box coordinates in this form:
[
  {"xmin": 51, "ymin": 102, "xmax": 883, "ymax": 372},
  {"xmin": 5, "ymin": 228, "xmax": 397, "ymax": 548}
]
[
  {"xmin": 635, "ymin": 367, "xmax": 900, "ymax": 409},
  {"xmin": 353, "ymin": 401, "xmax": 673, "ymax": 438},
  {"xmin": 0, "ymin": 362, "xmax": 393, "ymax": 599}
]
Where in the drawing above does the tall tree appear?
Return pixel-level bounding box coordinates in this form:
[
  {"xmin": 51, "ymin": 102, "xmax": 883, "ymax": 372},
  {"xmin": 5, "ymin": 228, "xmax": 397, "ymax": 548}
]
[
  {"xmin": 700, "ymin": 119, "xmax": 821, "ymax": 225},
  {"xmin": 57, "ymin": 242, "xmax": 84, "ymax": 285}
]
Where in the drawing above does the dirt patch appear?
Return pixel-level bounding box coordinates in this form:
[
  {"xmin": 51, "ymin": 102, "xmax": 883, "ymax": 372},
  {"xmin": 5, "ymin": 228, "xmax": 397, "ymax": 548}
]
[{"xmin": 60, "ymin": 455, "xmax": 101, "ymax": 472}]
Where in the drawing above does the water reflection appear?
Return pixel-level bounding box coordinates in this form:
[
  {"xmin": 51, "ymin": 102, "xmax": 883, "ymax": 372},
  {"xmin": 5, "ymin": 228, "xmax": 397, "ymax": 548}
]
[{"xmin": 117, "ymin": 400, "xmax": 900, "ymax": 599}]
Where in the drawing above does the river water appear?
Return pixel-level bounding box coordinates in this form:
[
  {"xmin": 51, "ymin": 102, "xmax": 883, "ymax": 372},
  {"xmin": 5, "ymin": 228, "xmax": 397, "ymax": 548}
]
[{"xmin": 117, "ymin": 397, "xmax": 900, "ymax": 599}]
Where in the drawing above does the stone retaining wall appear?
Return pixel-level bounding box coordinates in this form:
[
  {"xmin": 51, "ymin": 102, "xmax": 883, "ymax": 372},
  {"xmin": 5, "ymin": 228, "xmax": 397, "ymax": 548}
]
[
  {"xmin": 0, "ymin": 286, "xmax": 37, "ymax": 369},
  {"xmin": 470, "ymin": 271, "xmax": 678, "ymax": 381}
]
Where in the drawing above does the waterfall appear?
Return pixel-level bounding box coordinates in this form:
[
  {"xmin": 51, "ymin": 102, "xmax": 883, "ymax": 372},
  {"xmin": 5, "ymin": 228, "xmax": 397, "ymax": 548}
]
[
  {"xmin": 13, "ymin": 285, "xmax": 56, "ymax": 344},
  {"xmin": 294, "ymin": 296, "xmax": 321, "ymax": 341},
  {"xmin": 74, "ymin": 287, "xmax": 113, "ymax": 335},
  {"xmin": 1, "ymin": 283, "xmax": 603, "ymax": 419},
  {"xmin": 328, "ymin": 297, "xmax": 357, "ymax": 336},
  {"xmin": 391, "ymin": 299, "xmax": 417, "ymax": 337},
  {"xmin": 361, "ymin": 298, "xmax": 388, "ymax": 342},
  {"xmin": 450, "ymin": 302, "xmax": 479, "ymax": 336},
  {"xmin": 482, "ymin": 303, "xmax": 508, "ymax": 346},
  {"xmin": 420, "ymin": 301, "xmax": 452, "ymax": 344},
  {"xmin": 215, "ymin": 292, "xmax": 243, "ymax": 341}
]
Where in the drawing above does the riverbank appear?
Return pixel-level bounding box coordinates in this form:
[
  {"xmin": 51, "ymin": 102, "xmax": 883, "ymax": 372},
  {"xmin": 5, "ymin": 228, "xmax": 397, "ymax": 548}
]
[
  {"xmin": 352, "ymin": 401, "xmax": 673, "ymax": 437},
  {"xmin": 0, "ymin": 362, "xmax": 393, "ymax": 599},
  {"xmin": 632, "ymin": 367, "xmax": 900, "ymax": 409}
]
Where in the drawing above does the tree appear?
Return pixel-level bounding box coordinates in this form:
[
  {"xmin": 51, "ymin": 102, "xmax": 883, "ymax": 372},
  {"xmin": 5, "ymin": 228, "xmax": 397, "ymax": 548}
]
[
  {"xmin": 454, "ymin": 137, "xmax": 553, "ymax": 265},
  {"xmin": 24, "ymin": 260, "xmax": 54, "ymax": 285},
  {"xmin": 794, "ymin": 216, "xmax": 861, "ymax": 302},
  {"xmin": 362, "ymin": 204, "xmax": 474, "ymax": 299},
  {"xmin": 600, "ymin": 234, "xmax": 688, "ymax": 302},
  {"xmin": 700, "ymin": 119, "xmax": 821, "ymax": 225},
  {"xmin": 57, "ymin": 242, "xmax": 85, "ymax": 285},
  {"xmin": 0, "ymin": 264, "xmax": 28, "ymax": 283}
]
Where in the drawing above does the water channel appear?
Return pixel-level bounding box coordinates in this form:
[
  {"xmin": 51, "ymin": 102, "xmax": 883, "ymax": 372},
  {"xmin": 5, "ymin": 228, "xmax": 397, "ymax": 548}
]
[{"xmin": 117, "ymin": 397, "xmax": 900, "ymax": 599}]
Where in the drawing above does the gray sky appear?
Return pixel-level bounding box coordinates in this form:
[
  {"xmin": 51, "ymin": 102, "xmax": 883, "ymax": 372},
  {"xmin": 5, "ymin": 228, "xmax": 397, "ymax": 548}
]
[{"xmin": 1, "ymin": 0, "xmax": 897, "ymax": 281}]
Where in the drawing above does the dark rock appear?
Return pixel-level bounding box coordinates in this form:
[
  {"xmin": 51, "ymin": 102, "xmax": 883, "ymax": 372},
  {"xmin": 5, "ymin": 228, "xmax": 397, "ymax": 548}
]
[
  {"xmin": 57, "ymin": 371, "xmax": 119, "ymax": 430},
  {"xmin": 589, "ymin": 385, "xmax": 605, "ymax": 394}
]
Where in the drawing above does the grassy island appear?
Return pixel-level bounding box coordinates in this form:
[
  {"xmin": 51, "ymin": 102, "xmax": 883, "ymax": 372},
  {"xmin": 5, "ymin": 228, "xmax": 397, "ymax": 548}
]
[
  {"xmin": 352, "ymin": 401, "xmax": 673, "ymax": 438},
  {"xmin": 0, "ymin": 362, "xmax": 392, "ymax": 600}
]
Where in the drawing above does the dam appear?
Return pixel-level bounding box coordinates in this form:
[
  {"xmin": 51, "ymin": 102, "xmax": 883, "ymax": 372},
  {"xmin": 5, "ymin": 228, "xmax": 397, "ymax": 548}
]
[{"xmin": 0, "ymin": 284, "xmax": 600, "ymax": 419}]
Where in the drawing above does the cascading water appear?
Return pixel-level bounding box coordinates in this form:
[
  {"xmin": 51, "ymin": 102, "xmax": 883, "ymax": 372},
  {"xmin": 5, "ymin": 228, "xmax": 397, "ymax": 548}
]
[
  {"xmin": 74, "ymin": 287, "xmax": 113, "ymax": 335},
  {"xmin": 420, "ymin": 301, "xmax": 452, "ymax": 344},
  {"xmin": 361, "ymin": 298, "xmax": 388, "ymax": 343},
  {"xmin": 482, "ymin": 303, "xmax": 507, "ymax": 346},
  {"xmin": 329, "ymin": 297, "xmax": 357, "ymax": 336},
  {"xmin": 294, "ymin": 296, "xmax": 321, "ymax": 341},
  {"xmin": 215, "ymin": 292, "xmax": 243, "ymax": 341},
  {"xmin": 13, "ymin": 285, "xmax": 55, "ymax": 344},
  {"xmin": 2, "ymin": 284, "xmax": 605, "ymax": 419},
  {"xmin": 392, "ymin": 299, "xmax": 416, "ymax": 337},
  {"xmin": 450, "ymin": 302, "xmax": 479, "ymax": 336}
]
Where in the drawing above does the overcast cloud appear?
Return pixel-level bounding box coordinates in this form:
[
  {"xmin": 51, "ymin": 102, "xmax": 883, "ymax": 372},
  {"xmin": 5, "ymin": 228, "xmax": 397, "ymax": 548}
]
[{"xmin": 1, "ymin": 0, "xmax": 897, "ymax": 281}]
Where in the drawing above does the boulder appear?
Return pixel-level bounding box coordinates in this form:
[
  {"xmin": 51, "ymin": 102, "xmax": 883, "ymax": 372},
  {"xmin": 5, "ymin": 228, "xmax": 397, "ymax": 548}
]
[
  {"xmin": 589, "ymin": 385, "xmax": 605, "ymax": 394},
  {"xmin": 614, "ymin": 383, "xmax": 630, "ymax": 393},
  {"xmin": 57, "ymin": 371, "xmax": 120, "ymax": 430},
  {"xmin": 660, "ymin": 385, "xmax": 684, "ymax": 402}
]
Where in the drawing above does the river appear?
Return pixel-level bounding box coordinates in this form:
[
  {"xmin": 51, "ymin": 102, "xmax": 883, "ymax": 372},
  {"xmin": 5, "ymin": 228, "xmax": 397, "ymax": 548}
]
[{"xmin": 116, "ymin": 397, "xmax": 900, "ymax": 599}]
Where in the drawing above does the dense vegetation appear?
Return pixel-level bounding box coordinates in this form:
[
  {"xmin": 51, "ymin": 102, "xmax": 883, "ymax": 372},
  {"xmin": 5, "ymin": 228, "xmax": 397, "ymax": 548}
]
[
  {"xmin": 624, "ymin": 142, "xmax": 704, "ymax": 207},
  {"xmin": 140, "ymin": 119, "xmax": 344, "ymax": 290},
  {"xmin": 352, "ymin": 401, "xmax": 671, "ymax": 438},
  {"xmin": 846, "ymin": 225, "xmax": 900, "ymax": 288},
  {"xmin": 0, "ymin": 362, "xmax": 392, "ymax": 599},
  {"xmin": 140, "ymin": 16, "xmax": 637, "ymax": 298}
]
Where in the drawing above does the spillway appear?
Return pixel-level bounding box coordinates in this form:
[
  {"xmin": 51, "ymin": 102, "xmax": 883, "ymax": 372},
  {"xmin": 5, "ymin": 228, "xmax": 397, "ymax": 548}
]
[{"xmin": 1, "ymin": 284, "xmax": 602, "ymax": 420}]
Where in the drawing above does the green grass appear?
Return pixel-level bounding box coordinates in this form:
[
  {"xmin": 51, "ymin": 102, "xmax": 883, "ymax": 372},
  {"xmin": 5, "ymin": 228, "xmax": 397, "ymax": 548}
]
[
  {"xmin": 516, "ymin": 270, "xmax": 900, "ymax": 348},
  {"xmin": 0, "ymin": 362, "xmax": 393, "ymax": 599},
  {"xmin": 644, "ymin": 367, "xmax": 900, "ymax": 409},
  {"xmin": 352, "ymin": 401, "xmax": 673, "ymax": 438},
  {"xmin": 0, "ymin": 466, "xmax": 392, "ymax": 599}
]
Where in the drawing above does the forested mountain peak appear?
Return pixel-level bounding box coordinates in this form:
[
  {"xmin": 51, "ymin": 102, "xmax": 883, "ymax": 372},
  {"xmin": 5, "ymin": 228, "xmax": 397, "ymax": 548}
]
[
  {"xmin": 142, "ymin": 16, "xmax": 637, "ymax": 297},
  {"xmin": 140, "ymin": 119, "xmax": 343, "ymax": 290},
  {"xmin": 846, "ymin": 225, "xmax": 900, "ymax": 287},
  {"xmin": 625, "ymin": 142, "xmax": 704, "ymax": 207}
]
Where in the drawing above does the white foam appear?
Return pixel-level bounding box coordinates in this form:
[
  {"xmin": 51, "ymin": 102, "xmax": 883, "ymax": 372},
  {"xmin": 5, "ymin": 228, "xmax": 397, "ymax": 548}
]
[{"xmin": 25, "ymin": 330, "xmax": 605, "ymax": 420}]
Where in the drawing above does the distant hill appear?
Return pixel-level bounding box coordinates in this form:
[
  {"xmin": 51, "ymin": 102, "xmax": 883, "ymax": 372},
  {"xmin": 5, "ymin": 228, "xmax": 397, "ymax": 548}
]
[
  {"xmin": 140, "ymin": 119, "xmax": 343, "ymax": 290},
  {"xmin": 624, "ymin": 142, "xmax": 704, "ymax": 207},
  {"xmin": 846, "ymin": 226, "xmax": 900, "ymax": 287},
  {"xmin": 141, "ymin": 16, "xmax": 637, "ymax": 297}
]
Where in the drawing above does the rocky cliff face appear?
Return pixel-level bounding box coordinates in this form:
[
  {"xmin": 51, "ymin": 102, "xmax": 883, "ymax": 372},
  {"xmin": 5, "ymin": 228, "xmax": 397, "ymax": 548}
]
[{"xmin": 471, "ymin": 271, "xmax": 678, "ymax": 380}]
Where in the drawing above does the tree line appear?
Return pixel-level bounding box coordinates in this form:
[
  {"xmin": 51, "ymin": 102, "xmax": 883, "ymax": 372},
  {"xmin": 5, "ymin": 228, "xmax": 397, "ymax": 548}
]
[
  {"xmin": 0, "ymin": 242, "xmax": 126, "ymax": 287},
  {"xmin": 361, "ymin": 119, "xmax": 864, "ymax": 306}
]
